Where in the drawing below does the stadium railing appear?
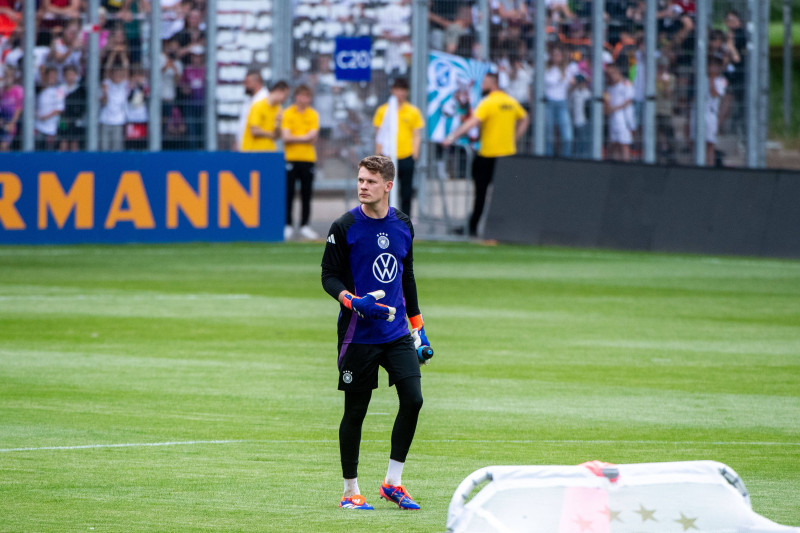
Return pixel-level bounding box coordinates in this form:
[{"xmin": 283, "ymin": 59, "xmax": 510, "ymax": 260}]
[{"xmin": 415, "ymin": 140, "xmax": 474, "ymax": 240}]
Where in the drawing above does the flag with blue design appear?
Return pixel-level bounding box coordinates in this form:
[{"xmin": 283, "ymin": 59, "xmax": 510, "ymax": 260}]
[{"xmin": 426, "ymin": 51, "xmax": 491, "ymax": 145}]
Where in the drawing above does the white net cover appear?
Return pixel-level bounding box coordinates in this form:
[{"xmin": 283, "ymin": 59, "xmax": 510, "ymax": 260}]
[{"xmin": 446, "ymin": 461, "xmax": 799, "ymax": 533}]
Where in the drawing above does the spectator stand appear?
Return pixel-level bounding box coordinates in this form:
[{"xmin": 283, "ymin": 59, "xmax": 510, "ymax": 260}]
[
  {"xmin": 8, "ymin": 0, "xmax": 213, "ymax": 152},
  {"xmin": 215, "ymin": 0, "xmax": 274, "ymax": 149},
  {"xmin": 289, "ymin": 0, "xmax": 414, "ymax": 194},
  {"xmin": 1, "ymin": 0, "xmax": 771, "ymax": 175}
]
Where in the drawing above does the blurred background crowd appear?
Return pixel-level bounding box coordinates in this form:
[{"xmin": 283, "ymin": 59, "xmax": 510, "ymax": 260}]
[
  {"xmin": 0, "ymin": 0, "xmax": 789, "ymax": 172},
  {"xmin": 0, "ymin": 0, "xmax": 207, "ymax": 151}
]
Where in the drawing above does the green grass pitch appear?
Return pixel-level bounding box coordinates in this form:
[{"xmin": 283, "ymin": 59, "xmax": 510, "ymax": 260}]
[{"xmin": 1, "ymin": 242, "xmax": 799, "ymax": 532}]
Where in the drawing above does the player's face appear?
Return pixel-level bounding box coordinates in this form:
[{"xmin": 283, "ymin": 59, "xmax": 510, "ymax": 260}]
[{"xmin": 357, "ymin": 167, "xmax": 392, "ymax": 207}]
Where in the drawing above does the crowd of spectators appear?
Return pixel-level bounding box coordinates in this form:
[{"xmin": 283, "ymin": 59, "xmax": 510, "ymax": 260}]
[
  {"xmin": 429, "ymin": 0, "xmax": 748, "ymax": 165},
  {"xmin": 0, "ymin": 0, "xmax": 209, "ymax": 151},
  {"xmin": 289, "ymin": 0, "xmax": 415, "ymax": 171},
  {"xmin": 0, "ymin": 0, "xmax": 750, "ymax": 165}
]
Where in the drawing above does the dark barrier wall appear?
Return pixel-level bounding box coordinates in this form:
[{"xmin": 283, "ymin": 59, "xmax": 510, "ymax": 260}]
[
  {"xmin": 0, "ymin": 152, "xmax": 285, "ymax": 244},
  {"xmin": 484, "ymin": 157, "xmax": 800, "ymax": 258}
]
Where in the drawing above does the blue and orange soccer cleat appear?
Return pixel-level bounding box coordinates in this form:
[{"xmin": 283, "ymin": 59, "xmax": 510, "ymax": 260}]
[
  {"xmin": 379, "ymin": 483, "xmax": 421, "ymax": 510},
  {"xmin": 339, "ymin": 494, "xmax": 374, "ymax": 510}
]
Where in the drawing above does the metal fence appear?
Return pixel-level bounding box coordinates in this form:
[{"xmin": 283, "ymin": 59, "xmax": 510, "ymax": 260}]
[{"xmin": 1, "ymin": 0, "xmax": 775, "ymax": 171}]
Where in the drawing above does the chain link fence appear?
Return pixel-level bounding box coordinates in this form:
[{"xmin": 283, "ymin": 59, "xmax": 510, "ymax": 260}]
[
  {"xmin": 288, "ymin": 0, "xmax": 413, "ymax": 187},
  {"xmin": 0, "ymin": 0, "xmax": 777, "ymax": 172}
]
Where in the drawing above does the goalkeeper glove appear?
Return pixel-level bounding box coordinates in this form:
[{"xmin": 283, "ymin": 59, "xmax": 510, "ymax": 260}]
[
  {"xmin": 417, "ymin": 326, "xmax": 430, "ymax": 348},
  {"xmin": 342, "ymin": 290, "xmax": 396, "ymax": 322},
  {"xmin": 409, "ymin": 314, "xmax": 433, "ymax": 364}
]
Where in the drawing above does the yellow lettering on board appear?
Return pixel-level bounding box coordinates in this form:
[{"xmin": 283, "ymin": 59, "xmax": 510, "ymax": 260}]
[
  {"xmin": 0, "ymin": 172, "xmax": 26, "ymax": 229},
  {"xmin": 38, "ymin": 172, "xmax": 94, "ymax": 229},
  {"xmin": 166, "ymin": 171, "xmax": 209, "ymax": 229},
  {"xmin": 218, "ymin": 171, "xmax": 260, "ymax": 228},
  {"xmin": 104, "ymin": 171, "xmax": 156, "ymax": 229}
]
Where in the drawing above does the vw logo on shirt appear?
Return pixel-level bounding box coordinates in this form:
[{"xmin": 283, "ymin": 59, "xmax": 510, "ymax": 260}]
[{"xmin": 372, "ymin": 253, "xmax": 398, "ymax": 283}]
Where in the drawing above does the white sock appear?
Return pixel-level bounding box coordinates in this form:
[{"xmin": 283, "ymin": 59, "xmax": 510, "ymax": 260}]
[
  {"xmin": 343, "ymin": 478, "xmax": 360, "ymax": 498},
  {"xmin": 385, "ymin": 459, "xmax": 404, "ymax": 486}
]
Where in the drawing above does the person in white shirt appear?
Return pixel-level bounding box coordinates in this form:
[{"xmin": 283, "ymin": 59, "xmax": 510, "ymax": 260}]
[
  {"xmin": 236, "ymin": 69, "xmax": 268, "ymax": 151},
  {"xmin": 160, "ymin": 0, "xmax": 186, "ymax": 40},
  {"xmin": 500, "ymin": 54, "xmax": 532, "ymax": 109},
  {"xmin": 499, "ymin": 52, "xmax": 532, "ymax": 151},
  {"xmin": 58, "ymin": 64, "xmax": 85, "ymax": 152},
  {"xmin": 604, "ymin": 62, "xmax": 635, "ymax": 162},
  {"xmin": 43, "ymin": 21, "xmax": 82, "ymax": 84},
  {"xmin": 35, "ymin": 66, "xmax": 65, "ymax": 151},
  {"xmin": 570, "ymin": 72, "xmax": 592, "ymax": 159},
  {"xmin": 125, "ymin": 65, "xmax": 149, "ymax": 150},
  {"xmin": 546, "ymin": 0, "xmax": 574, "ymax": 22},
  {"xmin": 544, "ymin": 45, "xmax": 577, "ymax": 157},
  {"xmin": 99, "ymin": 64, "xmax": 130, "ymax": 151},
  {"xmin": 160, "ymin": 37, "xmax": 183, "ymax": 141},
  {"xmin": 703, "ymin": 56, "xmax": 727, "ymax": 166}
]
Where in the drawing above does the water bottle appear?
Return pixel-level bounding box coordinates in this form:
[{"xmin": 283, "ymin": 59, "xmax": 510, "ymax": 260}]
[{"xmin": 417, "ymin": 345, "xmax": 434, "ymax": 364}]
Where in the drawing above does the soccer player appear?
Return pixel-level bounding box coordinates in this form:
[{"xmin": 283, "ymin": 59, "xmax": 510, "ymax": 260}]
[
  {"xmin": 281, "ymin": 84, "xmax": 320, "ymax": 240},
  {"xmin": 321, "ymin": 155, "xmax": 431, "ymax": 511},
  {"xmin": 442, "ymin": 72, "xmax": 529, "ymax": 237},
  {"xmin": 373, "ymin": 78, "xmax": 425, "ymax": 216},
  {"xmin": 240, "ymin": 80, "xmax": 289, "ymax": 152}
]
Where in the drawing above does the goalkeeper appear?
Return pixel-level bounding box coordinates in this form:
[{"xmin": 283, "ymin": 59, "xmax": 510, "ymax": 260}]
[{"xmin": 321, "ymin": 155, "xmax": 432, "ymax": 511}]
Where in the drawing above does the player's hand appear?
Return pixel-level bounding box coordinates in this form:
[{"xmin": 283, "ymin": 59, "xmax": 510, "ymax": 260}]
[
  {"xmin": 417, "ymin": 326, "xmax": 430, "ymax": 348},
  {"xmin": 343, "ymin": 290, "xmax": 396, "ymax": 322},
  {"xmin": 409, "ymin": 314, "xmax": 433, "ymax": 364},
  {"xmin": 411, "ymin": 327, "xmax": 433, "ymax": 365}
]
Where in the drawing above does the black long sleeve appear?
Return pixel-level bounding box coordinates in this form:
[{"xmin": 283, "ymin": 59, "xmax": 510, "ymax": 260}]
[
  {"xmin": 320, "ymin": 212, "xmax": 355, "ymax": 301},
  {"xmin": 402, "ymin": 242, "xmax": 421, "ymax": 317}
]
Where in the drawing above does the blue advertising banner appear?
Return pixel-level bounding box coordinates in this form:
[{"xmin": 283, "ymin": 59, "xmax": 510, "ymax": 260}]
[
  {"xmin": 0, "ymin": 151, "xmax": 286, "ymax": 244},
  {"xmin": 334, "ymin": 36, "xmax": 372, "ymax": 82}
]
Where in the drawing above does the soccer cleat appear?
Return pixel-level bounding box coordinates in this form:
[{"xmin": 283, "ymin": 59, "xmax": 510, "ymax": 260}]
[
  {"xmin": 284, "ymin": 225, "xmax": 294, "ymax": 241},
  {"xmin": 339, "ymin": 494, "xmax": 374, "ymax": 510},
  {"xmin": 379, "ymin": 483, "xmax": 420, "ymax": 510}
]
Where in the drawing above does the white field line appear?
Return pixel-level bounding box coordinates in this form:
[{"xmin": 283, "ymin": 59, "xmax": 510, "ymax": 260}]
[
  {"xmin": 0, "ymin": 439, "xmax": 248, "ymax": 453},
  {"xmin": 419, "ymin": 439, "xmax": 800, "ymax": 447},
  {"xmin": 2, "ymin": 438, "xmax": 799, "ymax": 453}
]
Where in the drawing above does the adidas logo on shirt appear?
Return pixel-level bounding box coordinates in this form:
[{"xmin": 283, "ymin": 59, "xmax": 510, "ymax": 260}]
[{"xmin": 327, "ymin": 234, "xmax": 336, "ymax": 244}]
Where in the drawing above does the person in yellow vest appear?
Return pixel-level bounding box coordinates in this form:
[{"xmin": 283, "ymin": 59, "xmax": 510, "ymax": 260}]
[
  {"xmin": 281, "ymin": 84, "xmax": 320, "ymax": 241},
  {"xmin": 442, "ymin": 72, "xmax": 529, "ymax": 237},
  {"xmin": 240, "ymin": 80, "xmax": 289, "ymax": 152},
  {"xmin": 373, "ymin": 78, "xmax": 425, "ymax": 216}
]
